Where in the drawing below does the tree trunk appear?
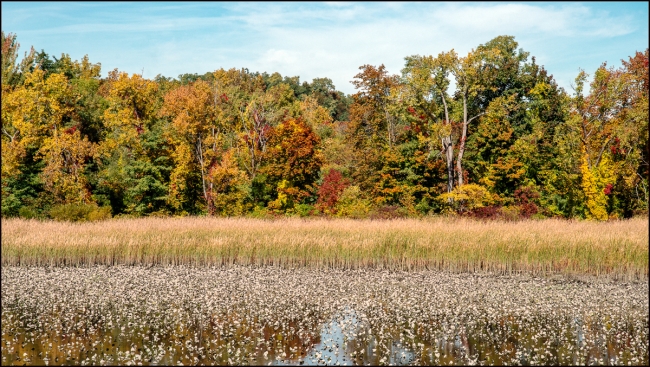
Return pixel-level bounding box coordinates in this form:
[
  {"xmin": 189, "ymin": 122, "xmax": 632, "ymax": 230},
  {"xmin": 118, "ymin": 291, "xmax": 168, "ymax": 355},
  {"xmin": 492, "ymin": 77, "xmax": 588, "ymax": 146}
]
[
  {"xmin": 456, "ymin": 93, "xmax": 484, "ymax": 188},
  {"xmin": 196, "ymin": 136, "xmax": 211, "ymax": 214},
  {"xmin": 456, "ymin": 96, "xmax": 469, "ymax": 187},
  {"xmin": 440, "ymin": 91, "xmax": 454, "ymax": 193},
  {"xmin": 385, "ymin": 106, "xmax": 395, "ymax": 149},
  {"xmin": 443, "ymin": 136, "xmax": 455, "ymax": 193}
]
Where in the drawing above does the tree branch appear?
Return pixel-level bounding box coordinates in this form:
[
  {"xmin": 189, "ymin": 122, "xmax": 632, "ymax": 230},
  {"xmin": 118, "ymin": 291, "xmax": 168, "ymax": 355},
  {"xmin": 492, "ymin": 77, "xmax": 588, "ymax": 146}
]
[
  {"xmin": 2, "ymin": 127, "xmax": 17, "ymax": 142},
  {"xmin": 467, "ymin": 112, "xmax": 485, "ymax": 125},
  {"xmin": 595, "ymin": 136, "xmax": 614, "ymax": 168}
]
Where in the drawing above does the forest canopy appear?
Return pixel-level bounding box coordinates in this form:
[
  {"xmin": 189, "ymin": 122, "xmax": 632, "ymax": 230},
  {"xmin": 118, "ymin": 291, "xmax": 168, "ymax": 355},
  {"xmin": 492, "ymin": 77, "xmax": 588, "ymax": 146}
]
[{"xmin": 1, "ymin": 32, "xmax": 648, "ymax": 221}]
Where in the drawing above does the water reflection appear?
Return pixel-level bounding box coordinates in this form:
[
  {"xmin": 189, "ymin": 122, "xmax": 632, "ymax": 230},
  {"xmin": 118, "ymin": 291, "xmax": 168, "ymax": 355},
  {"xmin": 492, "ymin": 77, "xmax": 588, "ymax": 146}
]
[
  {"xmin": 299, "ymin": 308, "xmax": 359, "ymax": 366},
  {"xmin": 2, "ymin": 306, "xmax": 647, "ymax": 366}
]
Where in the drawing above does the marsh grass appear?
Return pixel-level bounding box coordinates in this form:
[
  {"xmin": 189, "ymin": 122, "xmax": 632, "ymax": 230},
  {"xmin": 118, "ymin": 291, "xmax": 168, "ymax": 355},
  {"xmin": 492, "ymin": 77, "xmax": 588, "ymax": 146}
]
[{"xmin": 1, "ymin": 217, "xmax": 647, "ymax": 279}]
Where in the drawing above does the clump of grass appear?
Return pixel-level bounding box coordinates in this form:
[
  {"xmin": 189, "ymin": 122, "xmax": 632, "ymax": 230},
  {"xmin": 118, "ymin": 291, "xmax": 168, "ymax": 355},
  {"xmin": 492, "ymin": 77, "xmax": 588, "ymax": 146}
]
[{"xmin": 1, "ymin": 217, "xmax": 647, "ymax": 279}]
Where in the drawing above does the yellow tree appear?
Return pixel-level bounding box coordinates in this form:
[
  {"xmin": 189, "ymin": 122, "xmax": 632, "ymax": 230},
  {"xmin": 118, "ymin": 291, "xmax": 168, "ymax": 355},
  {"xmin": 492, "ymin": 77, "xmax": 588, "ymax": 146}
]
[
  {"xmin": 161, "ymin": 79, "xmax": 221, "ymax": 213},
  {"xmin": 73, "ymin": 55, "xmax": 101, "ymax": 79},
  {"xmin": 209, "ymin": 149, "xmax": 250, "ymax": 216},
  {"xmin": 236, "ymin": 82, "xmax": 296, "ymax": 178},
  {"xmin": 2, "ymin": 69, "xmax": 65, "ymax": 178},
  {"xmin": 570, "ymin": 64, "xmax": 632, "ymax": 219},
  {"xmin": 99, "ymin": 71, "xmax": 158, "ymax": 158},
  {"xmin": 2, "ymin": 69, "xmax": 95, "ymax": 204},
  {"xmin": 262, "ymin": 118, "xmax": 322, "ymax": 211},
  {"xmin": 37, "ymin": 128, "xmax": 95, "ymax": 203},
  {"xmin": 294, "ymin": 94, "xmax": 333, "ymax": 131}
]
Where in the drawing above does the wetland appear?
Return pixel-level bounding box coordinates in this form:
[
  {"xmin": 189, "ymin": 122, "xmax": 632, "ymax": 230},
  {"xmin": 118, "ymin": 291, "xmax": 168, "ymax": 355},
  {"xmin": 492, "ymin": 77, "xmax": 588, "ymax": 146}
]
[{"xmin": 2, "ymin": 265, "xmax": 648, "ymax": 366}]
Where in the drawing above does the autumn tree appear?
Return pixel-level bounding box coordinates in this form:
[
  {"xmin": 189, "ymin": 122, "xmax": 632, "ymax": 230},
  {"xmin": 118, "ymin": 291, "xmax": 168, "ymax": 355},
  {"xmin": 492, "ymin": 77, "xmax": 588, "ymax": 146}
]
[
  {"xmin": 209, "ymin": 149, "xmax": 250, "ymax": 216},
  {"xmin": 452, "ymin": 49, "xmax": 489, "ymax": 187},
  {"xmin": 2, "ymin": 66, "xmax": 98, "ymax": 215},
  {"xmin": 161, "ymin": 79, "xmax": 221, "ymax": 213},
  {"xmin": 347, "ymin": 64, "xmax": 401, "ymax": 205},
  {"xmin": 38, "ymin": 127, "xmax": 95, "ymax": 204},
  {"xmin": 401, "ymin": 54, "xmax": 456, "ymax": 193},
  {"xmin": 463, "ymin": 37, "xmax": 565, "ymax": 202},
  {"xmin": 1, "ymin": 31, "xmax": 35, "ymax": 88},
  {"xmin": 316, "ymin": 168, "xmax": 350, "ymax": 214},
  {"xmin": 260, "ymin": 118, "xmax": 322, "ymax": 211},
  {"xmin": 618, "ymin": 50, "xmax": 649, "ymax": 215},
  {"xmin": 570, "ymin": 49, "xmax": 649, "ymax": 219},
  {"xmin": 95, "ymin": 70, "xmax": 170, "ymax": 216}
]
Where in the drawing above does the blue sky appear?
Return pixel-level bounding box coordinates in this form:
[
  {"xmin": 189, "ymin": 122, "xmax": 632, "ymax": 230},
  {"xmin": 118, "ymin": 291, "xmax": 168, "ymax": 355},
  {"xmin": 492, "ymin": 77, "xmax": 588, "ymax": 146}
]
[{"xmin": 2, "ymin": 2, "xmax": 648, "ymax": 95}]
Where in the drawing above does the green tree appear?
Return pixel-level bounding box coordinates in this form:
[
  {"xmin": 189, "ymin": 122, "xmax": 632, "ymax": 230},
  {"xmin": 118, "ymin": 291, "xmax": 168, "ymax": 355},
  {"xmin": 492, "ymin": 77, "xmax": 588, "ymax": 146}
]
[
  {"xmin": 402, "ymin": 53, "xmax": 458, "ymax": 193},
  {"xmin": 95, "ymin": 70, "xmax": 170, "ymax": 216}
]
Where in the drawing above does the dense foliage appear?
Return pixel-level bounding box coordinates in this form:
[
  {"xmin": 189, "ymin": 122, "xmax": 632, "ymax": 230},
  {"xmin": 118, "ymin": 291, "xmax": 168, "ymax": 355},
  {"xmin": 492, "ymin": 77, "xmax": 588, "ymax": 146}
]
[{"xmin": 2, "ymin": 32, "xmax": 648, "ymax": 220}]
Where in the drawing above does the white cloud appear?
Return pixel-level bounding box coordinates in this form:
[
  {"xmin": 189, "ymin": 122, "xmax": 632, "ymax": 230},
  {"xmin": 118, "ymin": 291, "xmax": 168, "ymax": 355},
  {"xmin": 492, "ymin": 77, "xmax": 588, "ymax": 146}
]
[
  {"xmin": 323, "ymin": 2, "xmax": 355, "ymax": 8},
  {"xmin": 206, "ymin": 2, "xmax": 639, "ymax": 93},
  {"xmin": 3, "ymin": 2, "xmax": 644, "ymax": 94},
  {"xmin": 262, "ymin": 49, "xmax": 298, "ymax": 66}
]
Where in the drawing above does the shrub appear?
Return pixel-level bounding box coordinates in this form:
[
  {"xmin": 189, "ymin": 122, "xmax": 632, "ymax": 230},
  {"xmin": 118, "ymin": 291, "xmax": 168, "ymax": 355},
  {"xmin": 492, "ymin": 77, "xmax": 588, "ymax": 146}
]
[
  {"xmin": 499, "ymin": 205, "xmax": 521, "ymax": 221},
  {"xmin": 248, "ymin": 205, "xmax": 273, "ymax": 219},
  {"xmin": 290, "ymin": 204, "xmax": 316, "ymax": 218},
  {"xmin": 18, "ymin": 206, "xmax": 39, "ymax": 220},
  {"xmin": 414, "ymin": 198, "xmax": 433, "ymax": 215},
  {"xmin": 468, "ymin": 205, "xmax": 502, "ymax": 220},
  {"xmin": 437, "ymin": 184, "xmax": 495, "ymax": 213},
  {"xmin": 147, "ymin": 209, "xmax": 171, "ymax": 218},
  {"xmin": 50, "ymin": 203, "xmax": 112, "ymax": 222},
  {"xmin": 113, "ymin": 213, "xmax": 139, "ymax": 220},
  {"xmin": 370, "ymin": 205, "xmax": 409, "ymax": 220},
  {"xmin": 316, "ymin": 169, "xmax": 349, "ymax": 215},
  {"xmin": 87, "ymin": 206, "xmax": 112, "ymax": 221},
  {"xmin": 514, "ymin": 186, "xmax": 541, "ymax": 218},
  {"xmin": 468, "ymin": 205, "xmax": 526, "ymax": 221},
  {"xmin": 209, "ymin": 150, "xmax": 252, "ymax": 216},
  {"xmin": 335, "ymin": 186, "xmax": 372, "ymax": 219}
]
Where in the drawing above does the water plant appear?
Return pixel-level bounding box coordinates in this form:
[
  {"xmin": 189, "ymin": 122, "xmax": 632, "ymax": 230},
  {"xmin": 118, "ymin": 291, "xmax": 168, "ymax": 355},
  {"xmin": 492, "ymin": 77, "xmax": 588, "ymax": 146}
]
[{"xmin": 1, "ymin": 266, "xmax": 647, "ymax": 366}]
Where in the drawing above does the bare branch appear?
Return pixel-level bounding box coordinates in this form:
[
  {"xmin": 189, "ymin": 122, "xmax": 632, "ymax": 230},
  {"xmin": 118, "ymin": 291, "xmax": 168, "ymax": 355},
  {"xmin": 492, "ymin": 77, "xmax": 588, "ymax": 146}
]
[
  {"xmin": 2, "ymin": 127, "xmax": 17, "ymax": 142},
  {"xmin": 467, "ymin": 112, "xmax": 485, "ymax": 125},
  {"xmin": 595, "ymin": 136, "xmax": 614, "ymax": 168}
]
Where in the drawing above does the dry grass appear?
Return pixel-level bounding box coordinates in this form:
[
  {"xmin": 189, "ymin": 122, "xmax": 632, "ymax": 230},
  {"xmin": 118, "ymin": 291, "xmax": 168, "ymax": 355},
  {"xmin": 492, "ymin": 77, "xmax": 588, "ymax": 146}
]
[{"xmin": 1, "ymin": 217, "xmax": 647, "ymax": 278}]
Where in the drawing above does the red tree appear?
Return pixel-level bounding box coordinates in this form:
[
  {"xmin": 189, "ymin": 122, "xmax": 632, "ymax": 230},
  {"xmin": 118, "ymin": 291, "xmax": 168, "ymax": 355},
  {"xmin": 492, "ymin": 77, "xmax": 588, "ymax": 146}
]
[{"xmin": 316, "ymin": 169, "xmax": 350, "ymax": 214}]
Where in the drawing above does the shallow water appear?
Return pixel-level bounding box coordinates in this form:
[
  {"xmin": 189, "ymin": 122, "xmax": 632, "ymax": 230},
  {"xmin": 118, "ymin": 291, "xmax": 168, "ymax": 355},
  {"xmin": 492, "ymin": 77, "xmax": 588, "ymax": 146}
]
[{"xmin": 2, "ymin": 266, "xmax": 648, "ymax": 365}]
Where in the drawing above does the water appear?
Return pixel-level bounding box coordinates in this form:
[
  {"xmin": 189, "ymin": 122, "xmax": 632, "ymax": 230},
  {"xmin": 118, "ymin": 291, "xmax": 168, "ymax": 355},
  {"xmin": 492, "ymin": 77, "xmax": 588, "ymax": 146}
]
[
  {"xmin": 2, "ymin": 265, "xmax": 648, "ymax": 366},
  {"xmin": 2, "ymin": 306, "xmax": 646, "ymax": 366}
]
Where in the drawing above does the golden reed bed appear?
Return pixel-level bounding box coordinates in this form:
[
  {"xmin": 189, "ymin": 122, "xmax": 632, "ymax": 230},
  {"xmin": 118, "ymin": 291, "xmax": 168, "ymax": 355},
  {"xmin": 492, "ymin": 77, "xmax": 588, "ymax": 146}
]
[{"xmin": 1, "ymin": 217, "xmax": 647, "ymax": 279}]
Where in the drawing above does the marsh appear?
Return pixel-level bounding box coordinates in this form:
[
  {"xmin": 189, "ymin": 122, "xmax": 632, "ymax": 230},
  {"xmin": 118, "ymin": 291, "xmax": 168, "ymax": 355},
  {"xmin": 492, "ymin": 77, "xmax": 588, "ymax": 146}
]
[{"xmin": 2, "ymin": 265, "xmax": 647, "ymax": 366}]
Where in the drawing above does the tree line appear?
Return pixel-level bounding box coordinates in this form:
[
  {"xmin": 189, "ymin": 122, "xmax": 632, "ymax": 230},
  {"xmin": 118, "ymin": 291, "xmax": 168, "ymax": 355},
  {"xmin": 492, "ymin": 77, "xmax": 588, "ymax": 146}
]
[{"xmin": 2, "ymin": 32, "xmax": 648, "ymax": 220}]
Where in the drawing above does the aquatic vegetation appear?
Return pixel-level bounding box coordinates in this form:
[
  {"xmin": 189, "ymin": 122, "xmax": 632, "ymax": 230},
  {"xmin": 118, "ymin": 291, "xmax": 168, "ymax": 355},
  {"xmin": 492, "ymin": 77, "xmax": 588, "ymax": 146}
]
[
  {"xmin": 2, "ymin": 217, "xmax": 648, "ymax": 279},
  {"xmin": 2, "ymin": 266, "xmax": 648, "ymax": 366}
]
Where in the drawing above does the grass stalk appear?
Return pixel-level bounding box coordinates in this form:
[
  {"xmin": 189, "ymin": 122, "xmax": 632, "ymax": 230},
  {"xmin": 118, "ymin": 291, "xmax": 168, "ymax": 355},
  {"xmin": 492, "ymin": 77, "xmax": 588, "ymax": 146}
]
[{"xmin": 1, "ymin": 217, "xmax": 647, "ymax": 279}]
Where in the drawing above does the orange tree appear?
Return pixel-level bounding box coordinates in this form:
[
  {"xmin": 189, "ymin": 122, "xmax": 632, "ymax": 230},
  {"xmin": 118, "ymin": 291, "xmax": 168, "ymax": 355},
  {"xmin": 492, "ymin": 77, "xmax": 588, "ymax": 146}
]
[{"xmin": 259, "ymin": 117, "xmax": 322, "ymax": 212}]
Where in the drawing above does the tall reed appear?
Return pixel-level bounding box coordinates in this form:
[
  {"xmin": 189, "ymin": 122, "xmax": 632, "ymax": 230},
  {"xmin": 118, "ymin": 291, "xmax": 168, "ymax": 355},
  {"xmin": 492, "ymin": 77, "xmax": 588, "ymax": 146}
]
[{"xmin": 2, "ymin": 217, "xmax": 647, "ymax": 279}]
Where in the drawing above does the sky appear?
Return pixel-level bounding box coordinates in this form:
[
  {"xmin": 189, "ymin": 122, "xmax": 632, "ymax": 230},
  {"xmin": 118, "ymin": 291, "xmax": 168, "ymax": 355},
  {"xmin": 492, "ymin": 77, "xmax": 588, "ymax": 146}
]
[{"xmin": 2, "ymin": 2, "xmax": 648, "ymax": 95}]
